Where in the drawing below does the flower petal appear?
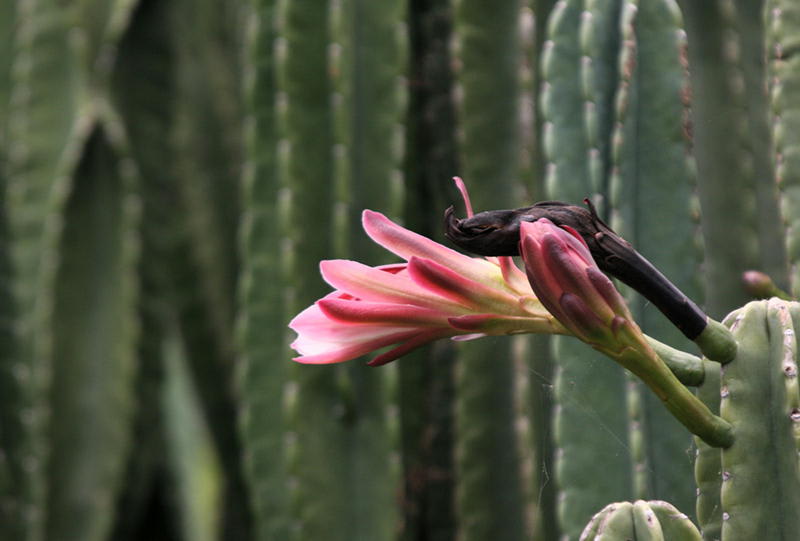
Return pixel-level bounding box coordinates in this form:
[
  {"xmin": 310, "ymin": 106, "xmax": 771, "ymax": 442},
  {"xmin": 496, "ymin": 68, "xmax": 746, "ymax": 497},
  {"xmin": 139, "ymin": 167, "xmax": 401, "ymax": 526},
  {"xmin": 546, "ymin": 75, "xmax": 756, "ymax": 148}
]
[
  {"xmin": 407, "ymin": 256, "xmax": 521, "ymax": 313},
  {"xmin": 449, "ymin": 313, "xmax": 565, "ymax": 335},
  {"xmin": 293, "ymin": 327, "xmax": 425, "ymax": 364},
  {"xmin": 366, "ymin": 329, "xmax": 453, "ymax": 366},
  {"xmin": 320, "ymin": 259, "xmax": 466, "ymax": 312},
  {"xmin": 318, "ymin": 298, "xmax": 448, "ymax": 326},
  {"xmin": 362, "ymin": 210, "xmax": 501, "ymax": 285}
]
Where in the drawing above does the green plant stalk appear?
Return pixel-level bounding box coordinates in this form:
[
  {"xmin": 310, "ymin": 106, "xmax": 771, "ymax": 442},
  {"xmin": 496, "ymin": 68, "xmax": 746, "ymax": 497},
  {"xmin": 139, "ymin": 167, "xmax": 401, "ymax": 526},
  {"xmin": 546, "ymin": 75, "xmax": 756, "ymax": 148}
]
[
  {"xmin": 719, "ymin": 300, "xmax": 800, "ymax": 540},
  {"xmin": 170, "ymin": 1, "xmax": 252, "ymax": 536},
  {"xmin": 733, "ymin": 0, "xmax": 788, "ymax": 289},
  {"xmin": 525, "ymin": 2, "xmax": 559, "ymax": 537},
  {"xmin": 768, "ymin": 0, "xmax": 800, "ymax": 296},
  {"xmin": 580, "ymin": 0, "xmax": 622, "ymax": 204},
  {"xmin": 675, "ymin": 0, "xmax": 760, "ymax": 318},
  {"xmin": 107, "ymin": 1, "xmax": 179, "ymax": 536},
  {"xmin": 609, "ymin": 0, "xmax": 703, "ymax": 513},
  {"xmin": 4, "ymin": 1, "xmax": 90, "ymax": 538},
  {"xmin": 676, "ymin": 2, "xmax": 762, "ymax": 537},
  {"xmin": 644, "ymin": 337, "xmax": 704, "ymax": 386},
  {"xmin": 580, "ymin": 500, "xmax": 702, "ymax": 540},
  {"xmin": 600, "ymin": 345, "xmax": 732, "ymax": 449},
  {"xmin": 330, "ymin": 0, "xmax": 406, "ymax": 537},
  {"xmin": 453, "ymin": 0, "xmax": 528, "ymax": 539},
  {"xmin": 542, "ymin": 2, "xmax": 632, "ymax": 537},
  {"xmin": 400, "ymin": 1, "xmax": 460, "ymax": 537},
  {"xmin": 162, "ymin": 323, "xmax": 223, "ymax": 541},
  {"xmin": 0, "ymin": 0, "xmax": 16, "ymax": 524},
  {"xmin": 46, "ymin": 124, "xmax": 140, "ymax": 541},
  {"xmin": 276, "ymin": 0, "xmax": 352, "ymax": 538},
  {"xmin": 236, "ymin": 0, "xmax": 290, "ymax": 539}
]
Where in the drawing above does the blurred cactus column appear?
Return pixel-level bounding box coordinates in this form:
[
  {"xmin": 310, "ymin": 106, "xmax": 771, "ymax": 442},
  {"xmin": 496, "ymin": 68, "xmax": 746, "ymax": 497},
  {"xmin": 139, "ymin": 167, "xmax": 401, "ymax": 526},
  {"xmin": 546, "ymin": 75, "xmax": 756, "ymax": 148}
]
[
  {"xmin": 608, "ymin": 0, "xmax": 701, "ymax": 515},
  {"xmin": 400, "ymin": 0, "xmax": 460, "ymax": 538},
  {"xmin": 5, "ymin": 0, "xmax": 142, "ymax": 540},
  {"xmin": 676, "ymin": 0, "xmax": 770, "ymax": 317},
  {"xmin": 275, "ymin": 0, "xmax": 349, "ymax": 539},
  {"xmin": 0, "ymin": 0, "xmax": 16, "ymax": 533},
  {"xmin": 452, "ymin": 0, "xmax": 529, "ymax": 539},
  {"xmin": 238, "ymin": 0, "xmax": 290, "ymax": 540},
  {"xmin": 676, "ymin": 2, "xmax": 767, "ymax": 538},
  {"xmin": 169, "ymin": 0, "xmax": 252, "ymax": 536},
  {"xmin": 768, "ymin": 0, "xmax": 800, "ymax": 295},
  {"xmin": 329, "ymin": 0, "xmax": 406, "ymax": 537},
  {"xmin": 519, "ymin": 1, "xmax": 558, "ymax": 538},
  {"xmin": 541, "ymin": 1, "xmax": 632, "ymax": 538}
]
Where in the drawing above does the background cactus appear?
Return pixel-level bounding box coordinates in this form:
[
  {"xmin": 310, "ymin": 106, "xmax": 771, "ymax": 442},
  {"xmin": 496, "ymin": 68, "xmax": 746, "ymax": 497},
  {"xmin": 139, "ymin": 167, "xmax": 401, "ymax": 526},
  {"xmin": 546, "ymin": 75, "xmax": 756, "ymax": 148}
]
[{"xmin": 3, "ymin": 0, "xmax": 800, "ymax": 540}]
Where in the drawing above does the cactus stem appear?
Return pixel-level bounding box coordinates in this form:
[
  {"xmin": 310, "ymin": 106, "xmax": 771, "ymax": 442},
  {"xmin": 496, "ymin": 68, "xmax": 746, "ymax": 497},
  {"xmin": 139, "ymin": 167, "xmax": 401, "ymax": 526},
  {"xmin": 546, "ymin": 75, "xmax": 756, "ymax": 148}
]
[
  {"xmin": 644, "ymin": 336, "xmax": 704, "ymax": 386},
  {"xmin": 614, "ymin": 346, "xmax": 734, "ymax": 448},
  {"xmin": 694, "ymin": 318, "xmax": 738, "ymax": 364}
]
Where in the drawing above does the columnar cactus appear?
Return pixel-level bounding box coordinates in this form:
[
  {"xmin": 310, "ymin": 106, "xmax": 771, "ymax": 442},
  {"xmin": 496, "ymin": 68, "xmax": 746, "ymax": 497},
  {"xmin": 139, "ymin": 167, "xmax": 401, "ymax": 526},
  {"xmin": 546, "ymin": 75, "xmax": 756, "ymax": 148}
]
[{"xmin": 580, "ymin": 500, "xmax": 702, "ymax": 540}]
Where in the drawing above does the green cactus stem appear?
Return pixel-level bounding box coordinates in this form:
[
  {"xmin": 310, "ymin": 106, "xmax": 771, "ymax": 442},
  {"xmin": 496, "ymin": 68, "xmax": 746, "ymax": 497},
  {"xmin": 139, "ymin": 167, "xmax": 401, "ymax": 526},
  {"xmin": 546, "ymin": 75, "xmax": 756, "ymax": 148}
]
[
  {"xmin": 693, "ymin": 319, "xmax": 737, "ymax": 364},
  {"xmin": 399, "ymin": 0, "xmax": 460, "ymax": 537},
  {"xmin": 237, "ymin": 0, "xmax": 290, "ymax": 538},
  {"xmin": 5, "ymin": 1, "xmax": 90, "ymax": 537},
  {"xmin": 329, "ymin": 0, "xmax": 406, "ymax": 536},
  {"xmin": 607, "ymin": 0, "xmax": 700, "ymax": 511},
  {"xmin": 452, "ymin": 0, "xmax": 528, "ymax": 538},
  {"xmin": 644, "ymin": 337, "xmax": 704, "ymax": 387},
  {"xmin": 580, "ymin": 500, "xmax": 702, "ymax": 540},
  {"xmin": 768, "ymin": 0, "xmax": 800, "ymax": 297},
  {"xmin": 542, "ymin": 1, "xmax": 633, "ymax": 536},
  {"xmin": 719, "ymin": 299, "xmax": 800, "ymax": 540},
  {"xmin": 277, "ymin": 0, "xmax": 363, "ymax": 538}
]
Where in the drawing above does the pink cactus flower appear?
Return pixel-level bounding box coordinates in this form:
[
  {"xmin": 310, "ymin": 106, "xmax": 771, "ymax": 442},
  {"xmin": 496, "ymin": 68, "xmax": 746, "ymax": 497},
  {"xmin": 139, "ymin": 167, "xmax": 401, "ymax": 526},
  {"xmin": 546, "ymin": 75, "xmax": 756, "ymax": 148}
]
[
  {"xmin": 519, "ymin": 218, "xmax": 652, "ymax": 357},
  {"xmin": 289, "ymin": 181, "xmax": 565, "ymax": 366}
]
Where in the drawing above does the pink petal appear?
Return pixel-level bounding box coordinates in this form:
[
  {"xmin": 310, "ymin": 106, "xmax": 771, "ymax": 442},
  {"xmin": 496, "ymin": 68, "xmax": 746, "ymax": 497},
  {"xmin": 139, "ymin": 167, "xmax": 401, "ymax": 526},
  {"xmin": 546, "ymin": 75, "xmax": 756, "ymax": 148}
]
[
  {"xmin": 290, "ymin": 305, "xmax": 410, "ymax": 353},
  {"xmin": 366, "ymin": 329, "xmax": 453, "ymax": 366},
  {"xmin": 453, "ymin": 176, "xmax": 474, "ymax": 218},
  {"xmin": 407, "ymin": 256, "xmax": 520, "ymax": 313},
  {"xmin": 320, "ymin": 259, "xmax": 466, "ymax": 312},
  {"xmin": 362, "ymin": 210, "xmax": 500, "ymax": 285},
  {"xmin": 293, "ymin": 328, "xmax": 424, "ymax": 365},
  {"xmin": 499, "ymin": 256, "xmax": 532, "ymax": 295},
  {"xmin": 540, "ymin": 235, "xmax": 615, "ymax": 322},
  {"xmin": 449, "ymin": 313, "xmax": 564, "ymax": 335},
  {"xmin": 520, "ymin": 220, "xmax": 593, "ymax": 265},
  {"xmin": 586, "ymin": 266, "xmax": 631, "ymax": 318},
  {"xmin": 520, "ymin": 233, "xmax": 566, "ymax": 321},
  {"xmin": 318, "ymin": 298, "xmax": 448, "ymax": 326},
  {"xmin": 559, "ymin": 292, "xmax": 609, "ymax": 342}
]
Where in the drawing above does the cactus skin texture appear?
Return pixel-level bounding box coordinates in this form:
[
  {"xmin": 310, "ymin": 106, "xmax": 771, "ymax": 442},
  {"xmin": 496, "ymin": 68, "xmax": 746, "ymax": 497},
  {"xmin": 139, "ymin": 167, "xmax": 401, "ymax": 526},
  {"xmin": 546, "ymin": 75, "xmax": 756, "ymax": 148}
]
[
  {"xmin": 769, "ymin": 0, "xmax": 800, "ymax": 296},
  {"xmin": 609, "ymin": 0, "xmax": 699, "ymax": 514},
  {"xmin": 542, "ymin": 2, "xmax": 632, "ymax": 537},
  {"xmin": 717, "ymin": 299, "xmax": 800, "ymax": 541},
  {"xmin": 579, "ymin": 500, "xmax": 702, "ymax": 540},
  {"xmin": 329, "ymin": 0, "xmax": 405, "ymax": 537},
  {"xmin": 452, "ymin": 0, "xmax": 528, "ymax": 538}
]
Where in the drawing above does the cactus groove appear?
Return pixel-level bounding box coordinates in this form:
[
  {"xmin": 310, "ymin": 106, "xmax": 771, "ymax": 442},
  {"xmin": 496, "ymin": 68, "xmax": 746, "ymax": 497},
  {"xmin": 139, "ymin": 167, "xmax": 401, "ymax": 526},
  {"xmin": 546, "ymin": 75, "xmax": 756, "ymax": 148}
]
[
  {"xmin": 717, "ymin": 300, "xmax": 800, "ymax": 541},
  {"xmin": 452, "ymin": 0, "xmax": 528, "ymax": 538}
]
